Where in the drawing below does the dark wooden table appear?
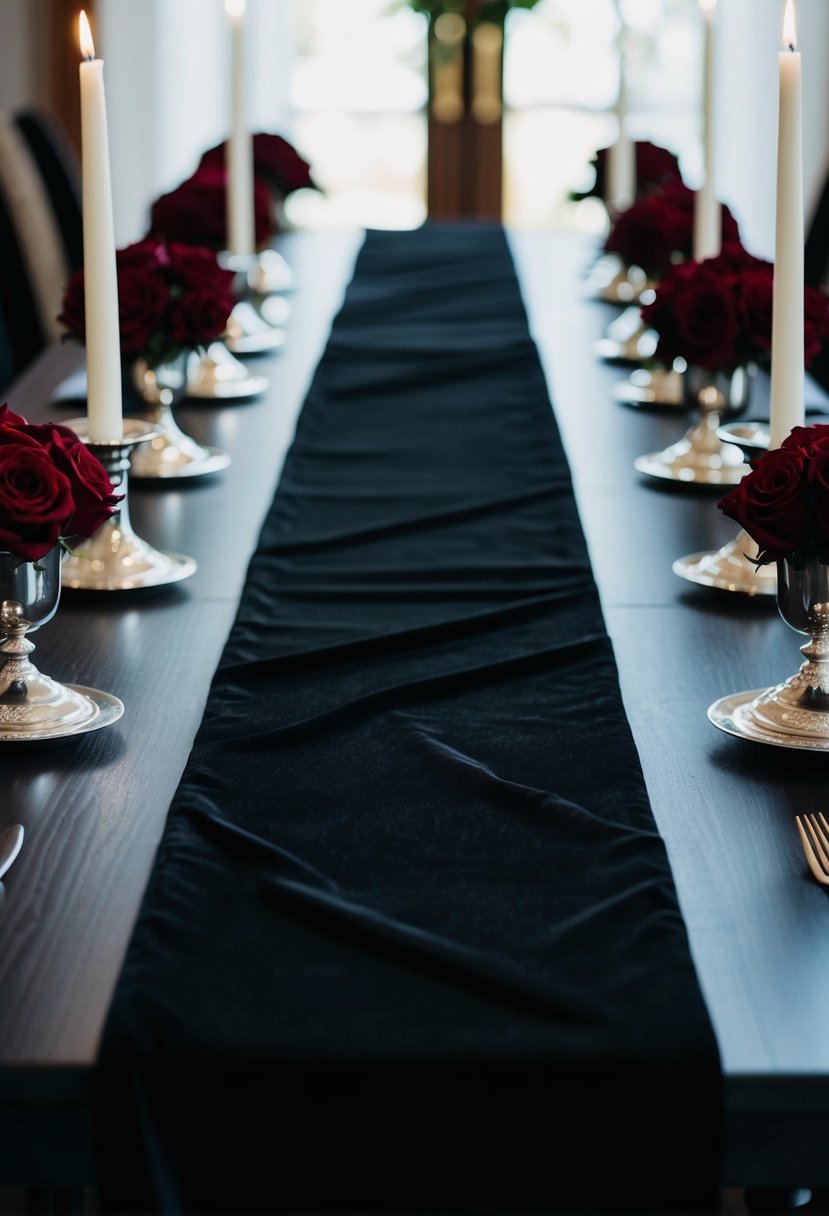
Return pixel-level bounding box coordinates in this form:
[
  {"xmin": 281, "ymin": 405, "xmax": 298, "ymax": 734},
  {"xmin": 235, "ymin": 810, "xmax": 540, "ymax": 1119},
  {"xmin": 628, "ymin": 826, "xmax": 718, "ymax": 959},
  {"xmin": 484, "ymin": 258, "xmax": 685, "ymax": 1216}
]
[{"xmin": 2, "ymin": 228, "xmax": 829, "ymax": 1201}]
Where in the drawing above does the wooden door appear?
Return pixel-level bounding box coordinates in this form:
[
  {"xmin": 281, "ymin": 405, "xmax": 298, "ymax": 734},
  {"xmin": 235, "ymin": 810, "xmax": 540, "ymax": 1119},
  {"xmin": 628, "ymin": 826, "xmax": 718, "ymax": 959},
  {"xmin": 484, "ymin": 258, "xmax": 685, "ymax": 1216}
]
[{"xmin": 426, "ymin": 1, "xmax": 504, "ymax": 219}]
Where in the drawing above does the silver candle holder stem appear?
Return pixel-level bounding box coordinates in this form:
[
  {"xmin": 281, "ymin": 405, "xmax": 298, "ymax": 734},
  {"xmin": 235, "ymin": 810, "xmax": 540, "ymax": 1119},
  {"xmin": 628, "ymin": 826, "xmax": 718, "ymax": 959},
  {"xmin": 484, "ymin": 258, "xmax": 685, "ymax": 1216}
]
[{"xmin": 60, "ymin": 419, "xmax": 197, "ymax": 592}]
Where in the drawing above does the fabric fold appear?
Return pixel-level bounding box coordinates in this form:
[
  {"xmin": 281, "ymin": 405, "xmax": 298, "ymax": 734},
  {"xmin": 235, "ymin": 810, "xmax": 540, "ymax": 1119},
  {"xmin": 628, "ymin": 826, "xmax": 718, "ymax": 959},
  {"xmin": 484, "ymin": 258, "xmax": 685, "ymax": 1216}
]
[{"xmin": 94, "ymin": 224, "xmax": 721, "ymax": 1216}]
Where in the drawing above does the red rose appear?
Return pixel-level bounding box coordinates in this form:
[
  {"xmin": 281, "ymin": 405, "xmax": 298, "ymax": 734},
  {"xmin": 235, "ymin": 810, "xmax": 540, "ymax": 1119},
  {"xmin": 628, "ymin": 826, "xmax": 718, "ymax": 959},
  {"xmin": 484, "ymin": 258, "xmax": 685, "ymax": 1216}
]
[
  {"xmin": 166, "ymin": 243, "xmax": 235, "ymax": 295},
  {"xmin": 0, "ymin": 407, "xmax": 121, "ymax": 556},
  {"xmin": 57, "ymin": 270, "xmax": 86, "ymax": 342},
  {"xmin": 169, "ymin": 291, "xmax": 233, "ymax": 348},
  {"xmin": 606, "ymin": 180, "xmax": 742, "ymax": 277},
  {"xmin": 605, "ymin": 195, "xmax": 688, "ymax": 279},
  {"xmin": 736, "ymin": 266, "xmax": 774, "ymax": 361},
  {"xmin": 804, "ymin": 285, "xmax": 829, "ymax": 367},
  {"xmin": 718, "ymin": 447, "xmax": 811, "ymax": 563},
  {"xmin": 115, "ymin": 262, "xmax": 171, "ymax": 358},
  {"xmin": 45, "ymin": 427, "xmax": 123, "ymax": 538},
  {"xmin": 149, "ymin": 168, "xmax": 275, "ymax": 251},
  {"xmin": 0, "ymin": 440, "xmax": 75, "ymax": 561},
  {"xmin": 642, "ymin": 260, "xmax": 740, "ymax": 370},
  {"xmin": 809, "ymin": 451, "xmax": 829, "ymax": 552},
  {"xmin": 574, "ymin": 140, "xmax": 681, "ymax": 203},
  {"xmin": 781, "ymin": 424, "xmax": 829, "ymax": 455},
  {"xmin": 200, "ymin": 133, "xmax": 316, "ymax": 197}
]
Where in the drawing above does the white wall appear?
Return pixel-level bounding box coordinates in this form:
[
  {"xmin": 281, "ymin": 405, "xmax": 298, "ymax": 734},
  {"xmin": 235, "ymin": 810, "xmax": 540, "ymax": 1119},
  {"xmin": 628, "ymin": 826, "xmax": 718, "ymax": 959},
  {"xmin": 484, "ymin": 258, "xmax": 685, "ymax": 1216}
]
[
  {"xmin": 715, "ymin": 0, "xmax": 829, "ymax": 260},
  {"xmin": 97, "ymin": 0, "xmax": 293, "ymax": 245},
  {"xmin": 0, "ymin": 0, "xmax": 46, "ymax": 113}
]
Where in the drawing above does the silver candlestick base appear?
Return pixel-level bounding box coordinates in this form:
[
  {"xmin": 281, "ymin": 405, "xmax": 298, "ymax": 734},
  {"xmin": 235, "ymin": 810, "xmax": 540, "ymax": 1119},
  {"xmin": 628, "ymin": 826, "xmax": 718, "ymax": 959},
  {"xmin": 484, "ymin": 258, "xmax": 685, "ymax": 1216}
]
[
  {"xmin": 0, "ymin": 600, "xmax": 124, "ymax": 741},
  {"xmin": 673, "ymin": 531, "xmax": 778, "ymax": 597},
  {"xmin": 635, "ymin": 367, "xmax": 754, "ymax": 487},
  {"xmin": 594, "ymin": 305, "xmax": 658, "ymax": 364},
  {"xmin": 709, "ymin": 560, "xmax": 829, "ymax": 750},
  {"xmin": 185, "ymin": 342, "xmax": 269, "ymax": 401},
  {"xmin": 224, "ymin": 300, "xmax": 287, "ymax": 356},
  {"xmin": 221, "ymin": 248, "xmax": 294, "ymax": 295},
  {"xmin": 613, "ymin": 364, "xmax": 689, "ymax": 411},
  {"xmin": 585, "ymin": 256, "xmax": 652, "ymax": 305},
  {"xmin": 128, "ymin": 357, "xmax": 231, "ymax": 481},
  {"xmin": 60, "ymin": 418, "xmax": 197, "ymax": 592}
]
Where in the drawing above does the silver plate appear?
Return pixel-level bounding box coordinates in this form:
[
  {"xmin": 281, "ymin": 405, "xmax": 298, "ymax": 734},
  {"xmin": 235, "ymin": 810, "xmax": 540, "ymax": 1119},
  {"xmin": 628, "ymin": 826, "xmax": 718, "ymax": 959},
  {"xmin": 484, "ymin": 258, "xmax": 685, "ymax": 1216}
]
[
  {"xmin": 708, "ymin": 688, "xmax": 829, "ymax": 752},
  {"xmin": 635, "ymin": 448, "xmax": 749, "ymax": 487},
  {"xmin": 62, "ymin": 550, "xmax": 197, "ymax": 592},
  {"xmin": 129, "ymin": 445, "xmax": 231, "ymax": 481},
  {"xmin": 0, "ymin": 685, "xmax": 124, "ymax": 744},
  {"xmin": 673, "ymin": 550, "xmax": 778, "ymax": 596}
]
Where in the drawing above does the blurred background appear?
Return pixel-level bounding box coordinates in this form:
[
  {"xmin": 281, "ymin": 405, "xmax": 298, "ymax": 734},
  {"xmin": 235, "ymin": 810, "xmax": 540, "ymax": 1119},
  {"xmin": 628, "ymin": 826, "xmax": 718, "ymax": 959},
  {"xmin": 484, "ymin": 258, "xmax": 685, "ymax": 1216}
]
[{"xmin": 1, "ymin": 0, "xmax": 828, "ymax": 261}]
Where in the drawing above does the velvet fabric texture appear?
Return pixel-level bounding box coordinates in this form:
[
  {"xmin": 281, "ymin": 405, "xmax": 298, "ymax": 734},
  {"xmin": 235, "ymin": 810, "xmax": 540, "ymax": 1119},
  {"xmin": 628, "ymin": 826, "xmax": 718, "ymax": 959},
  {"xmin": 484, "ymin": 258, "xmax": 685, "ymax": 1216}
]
[{"xmin": 95, "ymin": 225, "xmax": 721, "ymax": 1215}]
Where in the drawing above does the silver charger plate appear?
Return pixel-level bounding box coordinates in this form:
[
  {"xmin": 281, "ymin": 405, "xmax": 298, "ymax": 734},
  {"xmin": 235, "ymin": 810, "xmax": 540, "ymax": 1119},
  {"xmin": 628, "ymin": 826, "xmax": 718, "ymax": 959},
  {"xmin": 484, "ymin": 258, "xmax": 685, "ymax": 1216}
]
[
  {"xmin": 0, "ymin": 685, "xmax": 124, "ymax": 744},
  {"xmin": 634, "ymin": 449, "xmax": 749, "ymax": 487},
  {"xmin": 708, "ymin": 688, "xmax": 829, "ymax": 752},
  {"xmin": 62, "ymin": 550, "xmax": 197, "ymax": 592},
  {"xmin": 673, "ymin": 550, "xmax": 778, "ymax": 596},
  {"xmin": 129, "ymin": 445, "xmax": 231, "ymax": 481}
]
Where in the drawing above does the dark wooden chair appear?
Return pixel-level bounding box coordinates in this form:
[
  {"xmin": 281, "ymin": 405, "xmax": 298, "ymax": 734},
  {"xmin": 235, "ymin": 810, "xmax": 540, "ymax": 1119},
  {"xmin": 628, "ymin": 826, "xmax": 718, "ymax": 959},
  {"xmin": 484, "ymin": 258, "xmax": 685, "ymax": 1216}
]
[{"xmin": 0, "ymin": 108, "xmax": 82, "ymax": 395}]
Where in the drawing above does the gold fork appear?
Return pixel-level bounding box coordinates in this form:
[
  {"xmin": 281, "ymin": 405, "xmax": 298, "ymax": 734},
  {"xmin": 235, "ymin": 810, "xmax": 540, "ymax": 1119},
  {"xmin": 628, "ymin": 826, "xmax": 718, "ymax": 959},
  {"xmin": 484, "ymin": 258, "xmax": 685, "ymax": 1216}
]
[{"xmin": 795, "ymin": 813, "xmax": 829, "ymax": 886}]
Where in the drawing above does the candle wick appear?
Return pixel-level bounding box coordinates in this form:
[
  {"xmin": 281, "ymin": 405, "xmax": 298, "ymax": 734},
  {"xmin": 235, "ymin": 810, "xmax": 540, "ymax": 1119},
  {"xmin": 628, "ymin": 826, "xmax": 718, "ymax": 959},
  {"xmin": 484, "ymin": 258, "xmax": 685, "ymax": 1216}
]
[
  {"xmin": 787, "ymin": 42, "xmax": 797, "ymax": 52},
  {"xmin": 83, "ymin": 51, "xmax": 95, "ymax": 62}
]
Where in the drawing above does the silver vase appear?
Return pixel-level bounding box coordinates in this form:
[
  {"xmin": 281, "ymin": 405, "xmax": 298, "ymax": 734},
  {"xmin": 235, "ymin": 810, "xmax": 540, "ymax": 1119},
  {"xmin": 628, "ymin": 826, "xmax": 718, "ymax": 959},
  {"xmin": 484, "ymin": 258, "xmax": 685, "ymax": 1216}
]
[
  {"xmin": 741, "ymin": 560, "xmax": 829, "ymax": 739},
  {"xmin": 0, "ymin": 548, "xmax": 100, "ymax": 736},
  {"xmin": 129, "ymin": 353, "xmax": 230, "ymax": 480}
]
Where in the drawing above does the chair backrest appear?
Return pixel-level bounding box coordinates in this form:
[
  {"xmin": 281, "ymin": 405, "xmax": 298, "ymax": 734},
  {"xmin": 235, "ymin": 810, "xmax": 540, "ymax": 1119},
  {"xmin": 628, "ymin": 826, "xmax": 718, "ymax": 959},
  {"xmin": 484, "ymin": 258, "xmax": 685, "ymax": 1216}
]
[
  {"xmin": 0, "ymin": 108, "xmax": 83, "ymax": 394},
  {"xmin": 805, "ymin": 163, "xmax": 829, "ymax": 397}
]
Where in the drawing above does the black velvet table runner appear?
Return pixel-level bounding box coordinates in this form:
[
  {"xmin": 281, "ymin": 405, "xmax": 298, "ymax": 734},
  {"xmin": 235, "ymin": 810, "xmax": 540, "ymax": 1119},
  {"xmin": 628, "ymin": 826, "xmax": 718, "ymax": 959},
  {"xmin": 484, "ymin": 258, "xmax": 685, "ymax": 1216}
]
[{"xmin": 95, "ymin": 225, "xmax": 721, "ymax": 1215}]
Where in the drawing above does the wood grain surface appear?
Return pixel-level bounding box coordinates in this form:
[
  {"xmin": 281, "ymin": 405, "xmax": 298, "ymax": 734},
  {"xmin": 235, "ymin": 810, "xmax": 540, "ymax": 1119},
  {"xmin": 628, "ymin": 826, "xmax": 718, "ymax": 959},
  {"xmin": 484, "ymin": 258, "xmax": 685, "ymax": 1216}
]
[{"xmin": 3, "ymin": 227, "xmax": 829, "ymax": 1192}]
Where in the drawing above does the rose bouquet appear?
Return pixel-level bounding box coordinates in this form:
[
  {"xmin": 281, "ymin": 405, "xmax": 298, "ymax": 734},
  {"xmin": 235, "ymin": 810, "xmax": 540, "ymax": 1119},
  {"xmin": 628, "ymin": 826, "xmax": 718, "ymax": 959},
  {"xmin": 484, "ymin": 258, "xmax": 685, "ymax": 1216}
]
[
  {"xmin": 572, "ymin": 140, "xmax": 681, "ymax": 204},
  {"xmin": 59, "ymin": 236, "xmax": 237, "ymax": 369},
  {"xmin": 718, "ymin": 425, "xmax": 829, "ymax": 568},
  {"xmin": 640, "ymin": 246, "xmax": 829, "ymax": 374},
  {"xmin": 199, "ymin": 133, "xmax": 318, "ymax": 201},
  {"xmin": 604, "ymin": 179, "xmax": 741, "ymax": 282},
  {"xmin": 148, "ymin": 167, "xmax": 276, "ymax": 252},
  {"xmin": 0, "ymin": 404, "xmax": 121, "ymax": 563}
]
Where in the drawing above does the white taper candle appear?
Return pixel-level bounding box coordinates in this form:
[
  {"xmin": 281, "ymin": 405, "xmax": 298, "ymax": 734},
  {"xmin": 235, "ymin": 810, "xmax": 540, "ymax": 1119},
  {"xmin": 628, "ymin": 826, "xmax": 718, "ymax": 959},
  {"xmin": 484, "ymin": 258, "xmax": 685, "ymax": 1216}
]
[
  {"xmin": 226, "ymin": 0, "xmax": 255, "ymax": 258},
  {"xmin": 78, "ymin": 10, "xmax": 123, "ymax": 442},
  {"xmin": 769, "ymin": 0, "xmax": 804, "ymax": 449}
]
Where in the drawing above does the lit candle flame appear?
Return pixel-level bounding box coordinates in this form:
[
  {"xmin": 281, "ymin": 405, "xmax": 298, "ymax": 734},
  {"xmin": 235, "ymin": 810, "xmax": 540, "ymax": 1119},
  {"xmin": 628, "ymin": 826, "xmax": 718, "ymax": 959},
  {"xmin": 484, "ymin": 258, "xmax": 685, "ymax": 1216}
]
[
  {"xmin": 699, "ymin": 0, "xmax": 717, "ymax": 13},
  {"xmin": 225, "ymin": 0, "xmax": 245, "ymax": 15},
  {"xmin": 783, "ymin": 0, "xmax": 797, "ymax": 51},
  {"xmin": 79, "ymin": 9, "xmax": 95, "ymax": 60}
]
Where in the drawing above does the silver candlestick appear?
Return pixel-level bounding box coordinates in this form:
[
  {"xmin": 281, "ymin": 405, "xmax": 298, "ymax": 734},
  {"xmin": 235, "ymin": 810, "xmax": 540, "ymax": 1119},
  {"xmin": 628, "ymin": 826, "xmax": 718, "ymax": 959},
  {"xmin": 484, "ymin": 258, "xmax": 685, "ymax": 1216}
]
[{"xmin": 60, "ymin": 418, "xmax": 197, "ymax": 592}]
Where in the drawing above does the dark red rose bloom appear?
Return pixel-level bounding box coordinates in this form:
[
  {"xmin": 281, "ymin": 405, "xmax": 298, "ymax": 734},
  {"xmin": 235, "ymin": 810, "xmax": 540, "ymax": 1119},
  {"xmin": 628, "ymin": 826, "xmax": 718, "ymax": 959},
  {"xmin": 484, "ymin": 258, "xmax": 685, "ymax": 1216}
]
[
  {"xmin": 200, "ymin": 132, "xmax": 316, "ymax": 196},
  {"xmin": 735, "ymin": 266, "xmax": 774, "ymax": 360},
  {"xmin": 642, "ymin": 259, "xmax": 741, "ymax": 370},
  {"xmin": 0, "ymin": 439, "xmax": 75, "ymax": 561},
  {"xmin": 605, "ymin": 179, "xmax": 742, "ymax": 276},
  {"xmin": 574, "ymin": 140, "xmax": 681, "ymax": 203},
  {"xmin": 149, "ymin": 167, "xmax": 275, "ymax": 251},
  {"xmin": 809, "ymin": 451, "xmax": 829, "ymax": 552},
  {"xmin": 718, "ymin": 447, "xmax": 811, "ymax": 564},
  {"xmin": 166, "ymin": 242, "xmax": 235, "ymax": 296},
  {"xmin": 57, "ymin": 270, "xmax": 86, "ymax": 341},
  {"xmin": 169, "ymin": 291, "xmax": 233, "ymax": 348},
  {"xmin": 114, "ymin": 264, "xmax": 171, "ymax": 358},
  {"xmin": 804, "ymin": 284, "xmax": 829, "ymax": 367},
  {"xmin": 252, "ymin": 132, "xmax": 315, "ymax": 193},
  {"xmin": 41, "ymin": 426, "xmax": 123, "ymax": 537},
  {"xmin": 605, "ymin": 194, "xmax": 688, "ymax": 279},
  {"xmin": 59, "ymin": 235, "xmax": 237, "ymax": 363},
  {"xmin": 781, "ymin": 424, "xmax": 829, "ymax": 455},
  {"xmin": 0, "ymin": 406, "xmax": 121, "ymax": 557}
]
